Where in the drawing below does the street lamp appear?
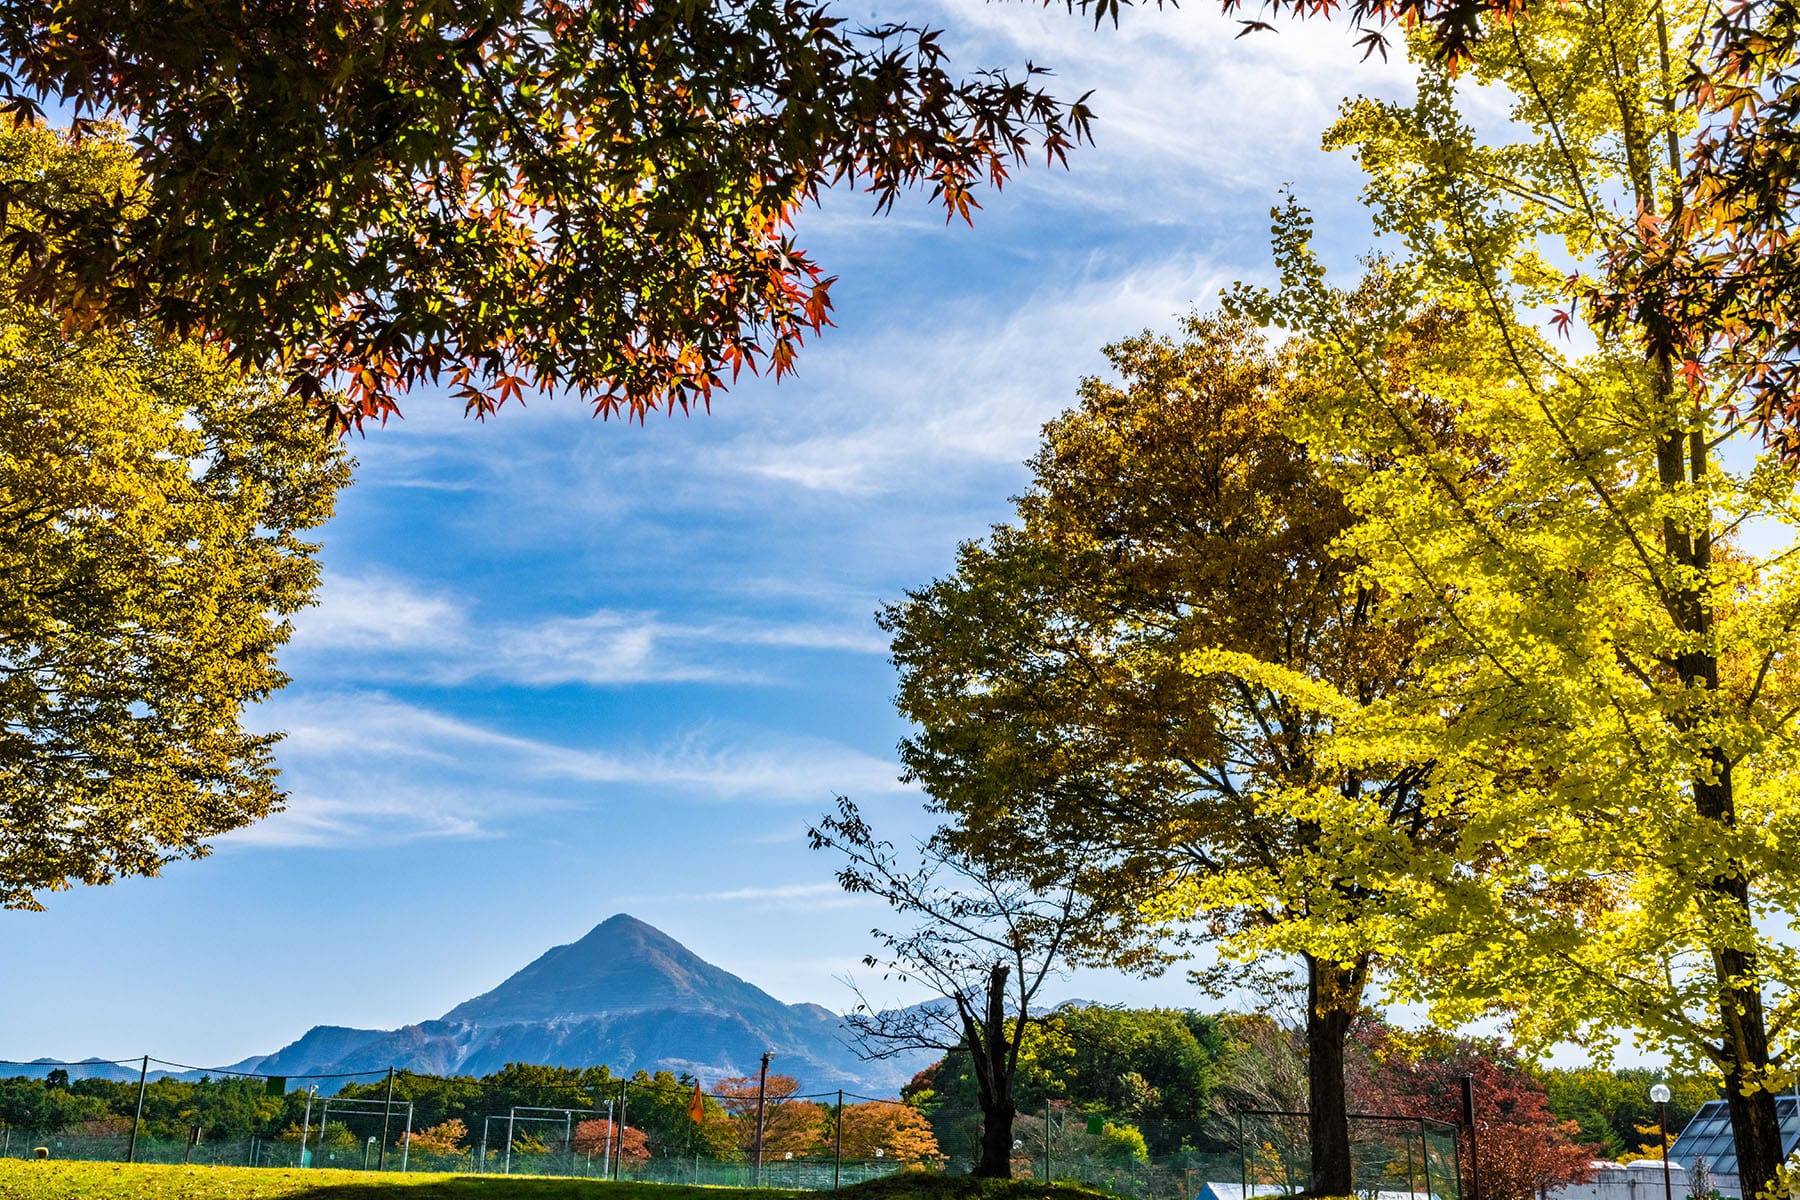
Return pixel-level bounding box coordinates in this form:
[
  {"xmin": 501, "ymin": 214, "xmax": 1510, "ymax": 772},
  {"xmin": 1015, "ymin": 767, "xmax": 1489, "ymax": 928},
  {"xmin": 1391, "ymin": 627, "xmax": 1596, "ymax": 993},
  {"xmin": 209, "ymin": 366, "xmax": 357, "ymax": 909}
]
[{"xmin": 1650, "ymin": 1083, "xmax": 1673, "ymax": 1200}]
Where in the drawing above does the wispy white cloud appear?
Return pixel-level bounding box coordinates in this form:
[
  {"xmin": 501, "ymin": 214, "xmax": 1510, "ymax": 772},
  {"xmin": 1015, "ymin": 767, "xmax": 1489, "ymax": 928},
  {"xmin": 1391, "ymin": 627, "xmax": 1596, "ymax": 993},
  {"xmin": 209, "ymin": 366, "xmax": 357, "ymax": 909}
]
[
  {"xmin": 231, "ymin": 693, "xmax": 910, "ymax": 848},
  {"xmin": 641, "ymin": 882, "xmax": 873, "ymax": 912},
  {"xmin": 287, "ymin": 572, "xmax": 887, "ymax": 686},
  {"xmin": 709, "ymin": 255, "xmax": 1237, "ymax": 498}
]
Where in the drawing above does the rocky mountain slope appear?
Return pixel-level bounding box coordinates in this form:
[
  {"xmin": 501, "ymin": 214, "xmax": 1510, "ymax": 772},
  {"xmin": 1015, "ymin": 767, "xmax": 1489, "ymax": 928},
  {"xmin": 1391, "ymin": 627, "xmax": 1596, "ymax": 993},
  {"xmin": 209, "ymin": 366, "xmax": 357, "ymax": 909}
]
[{"xmin": 224, "ymin": 914, "xmax": 932, "ymax": 1094}]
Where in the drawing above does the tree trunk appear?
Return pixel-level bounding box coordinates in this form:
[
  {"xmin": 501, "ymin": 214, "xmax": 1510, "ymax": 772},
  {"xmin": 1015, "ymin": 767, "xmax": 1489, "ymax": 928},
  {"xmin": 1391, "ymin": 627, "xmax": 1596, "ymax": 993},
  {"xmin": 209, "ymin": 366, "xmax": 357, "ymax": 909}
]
[
  {"xmin": 1719, "ymin": 1015, "xmax": 1783, "ymax": 1200},
  {"xmin": 1655, "ymin": 422, "xmax": 1785, "ymax": 1200},
  {"xmin": 1306, "ymin": 954, "xmax": 1365, "ymax": 1198},
  {"xmin": 967, "ymin": 963, "xmax": 1016, "ymax": 1179},
  {"xmin": 975, "ymin": 1100, "xmax": 1016, "ymax": 1179},
  {"xmin": 1701, "ymin": 815, "xmax": 1781, "ymax": 1200}
]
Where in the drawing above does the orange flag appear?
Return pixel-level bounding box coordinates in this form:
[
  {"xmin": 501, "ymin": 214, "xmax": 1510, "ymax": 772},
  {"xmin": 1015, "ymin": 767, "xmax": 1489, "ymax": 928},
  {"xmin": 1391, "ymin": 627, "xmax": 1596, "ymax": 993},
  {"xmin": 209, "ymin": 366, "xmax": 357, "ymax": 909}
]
[{"xmin": 688, "ymin": 1081, "xmax": 705, "ymax": 1123}]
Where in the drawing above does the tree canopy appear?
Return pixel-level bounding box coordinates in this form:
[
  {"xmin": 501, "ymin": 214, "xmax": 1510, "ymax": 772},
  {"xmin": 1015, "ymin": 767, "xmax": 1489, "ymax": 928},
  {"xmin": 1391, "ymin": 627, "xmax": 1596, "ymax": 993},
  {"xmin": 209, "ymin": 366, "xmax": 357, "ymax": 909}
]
[
  {"xmin": 881, "ymin": 311, "xmax": 1450, "ymax": 1194},
  {"xmin": 0, "ymin": 122, "xmax": 351, "ymax": 910},
  {"xmin": 1228, "ymin": 0, "xmax": 1800, "ymax": 1190},
  {"xmin": 0, "ymin": 0, "xmax": 1090, "ymax": 427}
]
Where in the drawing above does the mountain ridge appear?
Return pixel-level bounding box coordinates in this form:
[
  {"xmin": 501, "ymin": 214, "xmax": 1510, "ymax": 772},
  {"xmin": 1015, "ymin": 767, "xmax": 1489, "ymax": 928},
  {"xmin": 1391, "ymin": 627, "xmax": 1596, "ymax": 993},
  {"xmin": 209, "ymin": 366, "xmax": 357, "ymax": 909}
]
[{"xmin": 218, "ymin": 913, "xmax": 933, "ymax": 1094}]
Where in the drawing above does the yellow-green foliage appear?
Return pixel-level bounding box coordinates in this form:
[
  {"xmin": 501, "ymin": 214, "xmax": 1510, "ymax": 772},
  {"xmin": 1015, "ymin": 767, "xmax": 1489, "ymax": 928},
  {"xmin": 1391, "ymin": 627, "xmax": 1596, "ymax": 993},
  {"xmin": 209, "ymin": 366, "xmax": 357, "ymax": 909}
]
[
  {"xmin": 1094, "ymin": 1124, "xmax": 1147, "ymax": 1166},
  {"xmin": 1229, "ymin": 0, "xmax": 1797, "ymax": 1174},
  {"xmin": 0, "ymin": 122, "xmax": 352, "ymax": 909}
]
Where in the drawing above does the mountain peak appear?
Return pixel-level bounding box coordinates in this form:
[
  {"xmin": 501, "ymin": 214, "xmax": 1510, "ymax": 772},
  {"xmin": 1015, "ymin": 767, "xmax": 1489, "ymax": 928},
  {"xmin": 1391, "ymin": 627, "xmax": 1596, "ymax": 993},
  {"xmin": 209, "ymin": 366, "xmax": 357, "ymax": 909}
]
[
  {"xmin": 441, "ymin": 914, "xmax": 774, "ymax": 1026},
  {"xmin": 196, "ymin": 911, "xmax": 937, "ymax": 1093}
]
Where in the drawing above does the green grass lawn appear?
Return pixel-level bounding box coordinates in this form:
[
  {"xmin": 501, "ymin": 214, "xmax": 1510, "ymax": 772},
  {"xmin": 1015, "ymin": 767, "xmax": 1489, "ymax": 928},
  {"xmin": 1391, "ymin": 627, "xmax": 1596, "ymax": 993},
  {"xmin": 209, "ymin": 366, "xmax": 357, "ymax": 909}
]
[
  {"xmin": 0, "ymin": 1161, "xmax": 799, "ymax": 1200},
  {"xmin": 0, "ymin": 1162, "xmax": 1110, "ymax": 1200}
]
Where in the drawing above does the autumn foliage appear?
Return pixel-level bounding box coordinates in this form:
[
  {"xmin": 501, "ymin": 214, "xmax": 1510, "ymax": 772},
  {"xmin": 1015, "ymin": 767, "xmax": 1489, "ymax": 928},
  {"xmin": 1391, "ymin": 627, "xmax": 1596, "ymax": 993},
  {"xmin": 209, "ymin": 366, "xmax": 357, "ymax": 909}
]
[
  {"xmin": 837, "ymin": 1101, "xmax": 940, "ymax": 1163},
  {"xmin": 0, "ymin": 123, "xmax": 351, "ymax": 909},
  {"xmin": 1351, "ymin": 1026, "xmax": 1598, "ymax": 1200},
  {"xmin": 406, "ymin": 1119, "xmax": 468, "ymax": 1155},
  {"xmin": 572, "ymin": 1118, "xmax": 650, "ymax": 1162},
  {"xmin": 0, "ymin": 0, "xmax": 1092, "ymax": 428},
  {"xmin": 712, "ymin": 1074, "xmax": 828, "ymax": 1158}
]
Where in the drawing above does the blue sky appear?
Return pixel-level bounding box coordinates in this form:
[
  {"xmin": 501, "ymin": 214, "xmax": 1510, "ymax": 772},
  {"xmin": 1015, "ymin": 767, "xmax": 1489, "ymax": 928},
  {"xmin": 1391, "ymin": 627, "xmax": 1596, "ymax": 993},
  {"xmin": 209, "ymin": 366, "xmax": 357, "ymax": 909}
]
[{"xmin": 2, "ymin": 3, "xmax": 1426, "ymax": 1074}]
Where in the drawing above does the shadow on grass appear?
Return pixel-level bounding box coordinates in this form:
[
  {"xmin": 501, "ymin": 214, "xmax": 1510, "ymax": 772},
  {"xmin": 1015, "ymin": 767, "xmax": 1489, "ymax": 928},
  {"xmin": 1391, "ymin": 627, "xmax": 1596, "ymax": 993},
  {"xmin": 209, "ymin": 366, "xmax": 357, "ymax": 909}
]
[
  {"xmin": 833, "ymin": 1176, "xmax": 1106, "ymax": 1200},
  {"xmin": 265, "ymin": 1183, "xmax": 808, "ymax": 1200}
]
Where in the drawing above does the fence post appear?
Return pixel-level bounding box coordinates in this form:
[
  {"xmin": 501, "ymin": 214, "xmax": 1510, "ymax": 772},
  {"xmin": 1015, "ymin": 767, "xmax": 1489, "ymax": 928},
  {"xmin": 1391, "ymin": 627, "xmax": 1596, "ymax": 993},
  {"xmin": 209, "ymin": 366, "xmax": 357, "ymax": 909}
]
[
  {"xmin": 1238, "ymin": 1112, "xmax": 1248, "ymax": 1199},
  {"xmin": 834, "ymin": 1091, "xmax": 843, "ymax": 1190},
  {"xmin": 754, "ymin": 1052, "xmax": 771, "ymax": 1188},
  {"xmin": 126, "ymin": 1056, "xmax": 149, "ymax": 1164},
  {"xmin": 1045, "ymin": 1104, "xmax": 1052, "ymax": 1183},
  {"xmin": 1421, "ymin": 1119, "xmax": 1433, "ymax": 1200},
  {"xmin": 505, "ymin": 1108, "xmax": 516, "ymax": 1175},
  {"xmin": 378, "ymin": 1067, "xmax": 395, "ymax": 1171},
  {"xmin": 1460, "ymin": 1074, "xmax": 1481, "ymax": 1200},
  {"xmin": 614, "ymin": 1081, "xmax": 628, "ymax": 1181}
]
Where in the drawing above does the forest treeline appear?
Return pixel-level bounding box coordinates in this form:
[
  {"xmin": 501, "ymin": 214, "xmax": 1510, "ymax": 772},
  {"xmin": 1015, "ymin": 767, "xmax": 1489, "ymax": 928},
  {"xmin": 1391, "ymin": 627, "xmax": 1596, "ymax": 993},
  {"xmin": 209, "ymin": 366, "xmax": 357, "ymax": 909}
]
[{"xmin": 0, "ymin": 1007, "xmax": 1713, "ymax": 1178}]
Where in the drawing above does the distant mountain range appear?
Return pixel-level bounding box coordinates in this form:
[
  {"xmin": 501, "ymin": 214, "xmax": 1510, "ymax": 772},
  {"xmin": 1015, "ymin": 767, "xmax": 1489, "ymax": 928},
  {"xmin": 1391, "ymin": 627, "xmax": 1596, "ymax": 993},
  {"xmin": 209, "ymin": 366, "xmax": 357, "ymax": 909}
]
[{"xmin": 16, "ymin": 915, "xmax": 936, "ymax": 1094}]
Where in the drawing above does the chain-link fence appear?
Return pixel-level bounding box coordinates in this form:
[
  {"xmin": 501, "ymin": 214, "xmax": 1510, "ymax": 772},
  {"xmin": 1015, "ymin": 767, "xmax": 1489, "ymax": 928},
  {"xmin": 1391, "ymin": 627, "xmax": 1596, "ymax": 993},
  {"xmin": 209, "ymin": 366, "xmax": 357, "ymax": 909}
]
[
  {"xmin": 1232, "ymin": 1110, "xmax": 1464, "ymax": 1200},
  {"xmin": 0, "ymin": 1057, "xmax": 1461, "ymax": 1197}
]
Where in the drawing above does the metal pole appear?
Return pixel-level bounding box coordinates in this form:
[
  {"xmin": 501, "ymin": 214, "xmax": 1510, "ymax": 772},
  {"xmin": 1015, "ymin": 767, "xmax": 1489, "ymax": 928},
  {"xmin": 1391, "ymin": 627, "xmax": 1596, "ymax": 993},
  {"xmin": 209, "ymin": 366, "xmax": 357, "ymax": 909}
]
[
  {"xmin": 1422, "ymin": 1120, "xmax": 1433, "ymax": 1200},
  {"xmin": 1045, "ymin": 1103, "xmax": 1052, "ymax": 1182},
  {"xmin": 834, "ymin": 1090, "xmax": 843, "ymax": 1191},
  {"xmin": 615, "ymin": 1082, "xmax": 628, "ymax": 1181},
  {"xmin": 1460, "ymin": 1074, "xmax": 1481, "ymax": 1200},
  {"xmin": 603, "ymin": 1099, "xmax": 613, "ymax": 1180},
  {"xmin": 299, "ymin": 1087, "xmax": 315, "ymax": 1168},
  {"xmin": 378, "ymin": 1068, "xmax": 395, "ymax": 1171},
  {"xmin": 1407, "ymin": 1124, "xmax": 1417, "ymax": 1200},
  {"xmin": 1659, "ymin": 1102, "xmax": 1672, "ymax": 1200},
  {"xmin": 754, "ymin": 1052, "xmax": 771, "ymax": 1188},
  {"xmin": 318, "ymin": 1099, "xmax": 331, "ymax": 1166},
  {"xmin": 126, "ymin": 1056, "xmax": 149, "ymax": 1164},
  {"xmin": 402, "ymin": 1102, "xmax": 412, "ymax": 1172},
  {"xmin": 1239, "ymin": 1112, "xmax": 1248, "ymax": 1198},
  {"xmin": 506, "ymin": 1108, "xmax": 516, "ymax": 1175}
]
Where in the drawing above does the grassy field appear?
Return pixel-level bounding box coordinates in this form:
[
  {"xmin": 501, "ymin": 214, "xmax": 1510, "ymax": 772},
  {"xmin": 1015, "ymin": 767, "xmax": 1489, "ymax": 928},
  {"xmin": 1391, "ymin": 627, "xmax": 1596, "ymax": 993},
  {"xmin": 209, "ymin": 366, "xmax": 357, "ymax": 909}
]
[
  {"xmin": 0, "ymin": 1161, "xmax": 800, "ymax": 1200},
  {"xmin": 0, "ymin": 1161, "xmax": 1108, "ymax": 1200}
]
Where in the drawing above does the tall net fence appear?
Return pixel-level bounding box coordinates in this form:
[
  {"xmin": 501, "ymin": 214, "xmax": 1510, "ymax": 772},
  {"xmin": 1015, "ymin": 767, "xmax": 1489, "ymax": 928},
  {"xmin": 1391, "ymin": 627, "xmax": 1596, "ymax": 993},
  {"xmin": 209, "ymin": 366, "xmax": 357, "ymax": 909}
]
[
  {"xmin": 0, "ymin": 1057, "xmax": 1462, "ymax": 1196},
  {"xmin": 1233, "ymin": 1110, "xmax": 1464, "ymax": 1200}
]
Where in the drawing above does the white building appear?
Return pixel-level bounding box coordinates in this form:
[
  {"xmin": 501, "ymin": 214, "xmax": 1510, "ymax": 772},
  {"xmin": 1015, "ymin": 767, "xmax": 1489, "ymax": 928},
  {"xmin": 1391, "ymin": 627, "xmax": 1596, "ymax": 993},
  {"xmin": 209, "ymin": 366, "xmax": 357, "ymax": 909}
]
[{"xmin": 1552, "ymin": 1159, "xmax": 1693, "ymax": 1200}]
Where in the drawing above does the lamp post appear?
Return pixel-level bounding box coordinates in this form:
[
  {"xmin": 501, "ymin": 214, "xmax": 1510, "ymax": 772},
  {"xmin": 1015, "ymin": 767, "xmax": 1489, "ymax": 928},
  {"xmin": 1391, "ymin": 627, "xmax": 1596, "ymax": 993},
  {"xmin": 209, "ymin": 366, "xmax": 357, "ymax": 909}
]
[{"xmin": 1651, "ymin": 1084, "xmax": 1673, "ymax": 1200}]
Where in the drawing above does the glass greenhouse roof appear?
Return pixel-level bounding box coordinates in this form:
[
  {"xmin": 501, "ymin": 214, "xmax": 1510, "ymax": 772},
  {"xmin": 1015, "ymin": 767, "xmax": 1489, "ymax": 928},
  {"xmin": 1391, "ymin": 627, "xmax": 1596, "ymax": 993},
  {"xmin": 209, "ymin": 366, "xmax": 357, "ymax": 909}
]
[{"xmin": 1665, "ymin": 1097, "xmax": 1800, "ymax": 1178}]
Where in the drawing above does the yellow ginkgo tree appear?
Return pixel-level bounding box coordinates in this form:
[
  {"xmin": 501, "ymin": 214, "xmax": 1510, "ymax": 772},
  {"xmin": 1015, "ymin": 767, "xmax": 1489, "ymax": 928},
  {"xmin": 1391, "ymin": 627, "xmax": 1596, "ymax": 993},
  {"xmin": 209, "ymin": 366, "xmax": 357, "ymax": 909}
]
[
  {"xmin": 1230, "ymin": 0, "xmax": 1800, "ymax": 1191},
  {"xmin": 0, "ymin": 122, "xmax": 351, "ymax": 909}
]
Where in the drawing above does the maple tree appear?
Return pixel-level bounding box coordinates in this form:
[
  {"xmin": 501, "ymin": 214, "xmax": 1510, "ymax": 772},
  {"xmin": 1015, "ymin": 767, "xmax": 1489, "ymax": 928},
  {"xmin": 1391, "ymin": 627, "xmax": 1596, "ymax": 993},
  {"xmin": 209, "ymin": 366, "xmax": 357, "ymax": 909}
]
[
  {"xmin": 0, "ymin": 121, "xmax": 351, "ymax": 910},
  {"xmin": 836, "ymin": 1101, "xmax": 940, "ymax": 1163},
  {"xmin": 1606, "ymin": 0, "xmax": 1800, "ymax": 460},
  {"xmin": 880, "ymin": 312, "xmax": 1448, "ymax": 1195},
  {"xmin": 572, "ymin": 1118, "xmax": 651, "ymax": 1162},
  {"xmin": 1229, "ymin": 0, "xmax": 1800, "ymax": 1193},
  {"xmin": 0, "ymin": 0, "xmax": 1090, "ymax": 428},
  {"xmin": 1351, "ymin": 1026, "xmax": 1596, "ymax": 1200}
]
